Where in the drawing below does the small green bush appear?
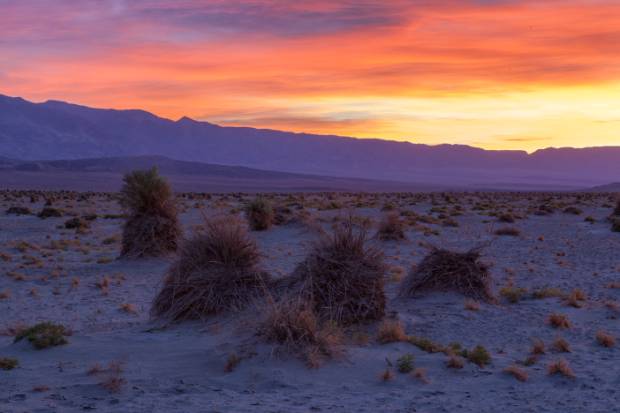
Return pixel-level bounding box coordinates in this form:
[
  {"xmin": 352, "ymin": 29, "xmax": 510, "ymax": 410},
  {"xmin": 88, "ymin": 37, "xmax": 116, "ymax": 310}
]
[
  {"xmin": 466, "ymin": 345, "xmax": 491, "ymax": 367},
  {"xmin": 396, "ymin": 354, "xmax": 415, "ymax": 373},
  {"xmin": 14, "ymin": 322, "xmax": 69, "ymax": 349}
]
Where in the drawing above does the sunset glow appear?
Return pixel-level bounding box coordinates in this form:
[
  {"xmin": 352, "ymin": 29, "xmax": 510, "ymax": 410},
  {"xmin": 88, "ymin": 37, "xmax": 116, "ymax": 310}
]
[{"xmin": 2, "ymin": 0, "xmax": 619, "ymax": 151}]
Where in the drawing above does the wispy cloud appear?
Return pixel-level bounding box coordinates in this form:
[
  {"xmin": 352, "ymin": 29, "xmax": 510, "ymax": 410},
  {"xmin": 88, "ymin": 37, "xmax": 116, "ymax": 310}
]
[{"xmin": 1, "ymin": 0, "xmax": 620, "ymax": 150}]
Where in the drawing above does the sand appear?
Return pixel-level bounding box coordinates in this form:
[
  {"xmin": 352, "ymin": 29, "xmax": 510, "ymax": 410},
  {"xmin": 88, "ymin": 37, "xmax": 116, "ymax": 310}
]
[{"xmin": 1, "ymin": 191, "xmax": 619, "ymax": 412}]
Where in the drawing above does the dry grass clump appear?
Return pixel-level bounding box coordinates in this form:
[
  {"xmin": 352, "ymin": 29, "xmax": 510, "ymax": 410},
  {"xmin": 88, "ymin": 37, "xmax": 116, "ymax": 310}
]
[
  {"xmin": 532, "ymin": 287, "xmax": 565, "ymax": 300},
  {"xmin": 464, "ymin": 299, "xmax": 480, "ymax": 311},
  {"xmin": 494, "ymin": 227, "xmax": 521, "ymax": 237},
  {"xmin": 547, "ymin": 359, "xmax": 575, "ymax": 378},
  {"xmin": 446, "ymin": 355, "xmax": 464, "ymax": 369},
  {"xmin": 565, "ymin": 289, "xmax": 587, "ymax": 308},
  {"xmin": 119, "ymin": 167, "xmax": 180, "ymax": 258},
  {"xmin": 89, "ymin": 361, "xmax": 126, "ymax": 393},
  {"xmin": 504, "ymin": 365, "xmax": 528, "ymax": 382},
  {"xmin": 376, "ymin": 320, "xmax": 408, "ymax": 344},
  {"xmin": 14, "ymin": 322, "xmax": 69, "ymax": 349},
  {"xmin": 376, "ymin": 212, "xmax": 406, "ymax": 241},
  {"xmin": 37, "ymin": 207, "xmax": 63, "ymax": 219},
  {"xmin": 245, "ymin": 197, "xmax": 274, "ymax": 231},
  {"xmin": 596, "ymin": 330, "xmax": 615, "ymax": 347},
  {"xmin": 548, "ymin": 313, "xmax": 571, "ymax": 329},
  {"xmin": 289, "ymin": 219, "xmax": 386, "ymax": 325},
  {"xmin": 259, "ymin": 298, "xmax": 343, "ymax": 368},
  {"xmin": 6, "ymin": 206, "xmax": 31, "ymax": 215},
  {"xmin": 400, "ymin": 247, "xmax": 493, "ymax": 302},
  {"xmin": 500, "ymin": 285, "xmax": 527, "ymax": 304},
  {"xmin": 553, "ymin": 337, "xmax": 571, "ymax": 352},
  {"xmin": 0, "ymin": 357, "xmax": 18, "ymax": 370},
  {"xmin": 531, "ymin": 338, "xmax": 546, "ymax": 355},
  {"xmin": 613, "ymin": 198, "xmax": 620, "ymax": 217},
  {"xmin": 151, "ymin": 216, "xmax": 269, "ymax": 322}
]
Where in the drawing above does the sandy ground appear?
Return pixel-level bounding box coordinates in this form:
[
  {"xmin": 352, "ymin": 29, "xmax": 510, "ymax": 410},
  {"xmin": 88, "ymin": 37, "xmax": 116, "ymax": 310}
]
[{"xmin": 1, "ymin": 191, "xmax": 620, "ymax": 413}]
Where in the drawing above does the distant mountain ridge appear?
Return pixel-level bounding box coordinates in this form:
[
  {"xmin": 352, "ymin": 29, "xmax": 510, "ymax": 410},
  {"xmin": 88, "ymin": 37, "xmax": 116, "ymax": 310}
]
[
  {"xmin": 1, "ymin": 93, "xmax": 619, "ymax": 189},
  {"xmin": 0, "ymin": 155, "xmax": 442, "ymax": 192}
]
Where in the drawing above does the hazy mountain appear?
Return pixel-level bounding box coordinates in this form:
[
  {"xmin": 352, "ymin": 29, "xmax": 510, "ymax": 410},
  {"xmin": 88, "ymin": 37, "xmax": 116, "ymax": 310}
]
[
  {"xmin": 0, "ymin": 155, "xmax": 442, "ymax": 192},
  {"xmin": 1, "ymin": 93, "xmax": 619, "ymax": 189}
]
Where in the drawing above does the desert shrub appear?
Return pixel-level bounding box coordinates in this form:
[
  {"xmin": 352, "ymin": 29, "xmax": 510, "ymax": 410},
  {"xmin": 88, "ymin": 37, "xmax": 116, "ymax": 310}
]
[
  {"xmin": 613, "ymin": 199, "xmax": 620, "ymax": 217},
  {"xmin": 287, "ymin": 219, "xmax": 386, "ymax": 325},
  {"xmin": 0, "ymin": 357, "xmax": 18, "ymax": 370},
  {"xmin": 399, "ymin": 247, "xmax": 493, "ymax": 302},
  {"xmin": 259, "ymin": 298, "xmax": 342, "ymax": 368},
  {"xmin": 119, "ymin": 167, "xmax": 180, "ymax": 258},
  {"xmin": 151, "ymin": 216, "xmax": 269, "ymax": 322},
  {"xmin": 563, "ymin": 206, "xmax": 582, "ymax": 215},
  {"xmin": 494, "ymin": 227, "xmax": 520, "ymax": 237},
  {"xmin": 64, "ymin": 217, "xmax": 89, "ymax": 230},
  {"xmin": 497, "ymin": 213, "xmax": 515, "ymax": 223},
  {"xmin": 376, "ymin": 212, "xmax": 406, "ymax": 240},
  {"xmin": 6, "ymin": 206, "xmax": 31, "ymax": 215},
  {"xmin": 245, "ymin": 197, "xmax": 274, "ymax": 231},
  {"xmin": 37, "ymin": 207, "xmax": 63, "ymax": 219},
  {"xmin": 14, "ymin": 322, "xmax": 69, "ymax": 349}
]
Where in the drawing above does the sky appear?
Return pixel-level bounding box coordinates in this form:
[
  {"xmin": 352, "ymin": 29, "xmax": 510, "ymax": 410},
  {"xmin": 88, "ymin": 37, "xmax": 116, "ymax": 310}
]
[{"xmin": 1, "ymin": 0, "xmax": 619, "ymax": 151}]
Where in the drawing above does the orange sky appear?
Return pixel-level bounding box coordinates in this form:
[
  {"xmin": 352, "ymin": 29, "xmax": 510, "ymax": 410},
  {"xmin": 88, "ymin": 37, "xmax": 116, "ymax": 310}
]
[{"xmin": 1, "ymin": 0, "xmax": 619, "ymax": 151}]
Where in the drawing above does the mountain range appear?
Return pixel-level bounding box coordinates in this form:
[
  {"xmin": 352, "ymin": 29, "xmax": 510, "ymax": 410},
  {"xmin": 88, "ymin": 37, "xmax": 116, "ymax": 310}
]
[{"xmin": 1, "ymin": 93, "xmax": 619, "ymax": 190}]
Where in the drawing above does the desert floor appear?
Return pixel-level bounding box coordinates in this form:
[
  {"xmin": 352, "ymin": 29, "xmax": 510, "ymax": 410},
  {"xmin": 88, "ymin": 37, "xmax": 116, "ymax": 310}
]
[{"xmin": 1, "ymin": 191, "xmax": 619, "ymax": 413}]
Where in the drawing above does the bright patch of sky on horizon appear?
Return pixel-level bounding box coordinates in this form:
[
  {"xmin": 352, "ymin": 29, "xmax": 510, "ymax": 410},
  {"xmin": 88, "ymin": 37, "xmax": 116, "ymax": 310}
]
[{"xmin": 2, "ymin": 0, "xmax": 619, "ymax": 151}]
